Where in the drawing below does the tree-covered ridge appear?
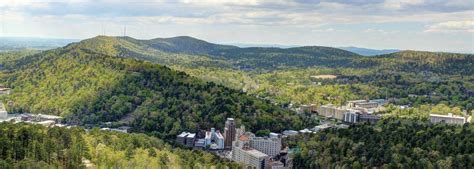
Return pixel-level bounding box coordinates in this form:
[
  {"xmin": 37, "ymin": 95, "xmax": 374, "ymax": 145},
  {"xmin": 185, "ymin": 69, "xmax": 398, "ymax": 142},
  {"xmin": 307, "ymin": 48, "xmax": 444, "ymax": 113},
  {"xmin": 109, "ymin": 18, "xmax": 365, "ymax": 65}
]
[
  {"xmin": 3, "ymin": 46, "xmax": 125, "ymax": 116},
  {"xmin": 143, "ymin": 36, "xmax": 238, "ymax": 55},
  {"xmin": 374, "ymin": 50, "xmax": 474, "ymax": 75},
  {"xmin": 97, "ymin": 36, "xmax": 362, "ymax": 70},
  {"xmin": 288, "ymin": 119, "xmax": 474, "ymax": 168},
  {"xmin": 1, "ymin": 36, "xmax": 312, "ymax": 139},
  {"xmin": 0, "ymin": 50, "xmax": 40, "ymax": 70},
  {"xmin": 109, "ymin": 36, "xmax": 473, "ymax": 74},
  {"xmin": 0, "ymin": 122, "xmax": 238, "ymax": 168},
  {"xmin": 52, "ymin": 36, "xmax": 471, "ymax": 111}
]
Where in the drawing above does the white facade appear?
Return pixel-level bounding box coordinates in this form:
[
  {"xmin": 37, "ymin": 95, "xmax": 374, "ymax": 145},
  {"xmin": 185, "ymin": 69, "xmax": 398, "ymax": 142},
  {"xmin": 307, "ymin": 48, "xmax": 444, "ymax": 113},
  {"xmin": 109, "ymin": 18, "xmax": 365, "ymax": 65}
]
[
  {"xmin": 0, "ymin": 88, "xmax": 10, "ymax": 95},
  {"xmin": 205, "ymin": 128, "xmax": 224, "ymax": 149},
  {"xmin": 0, "ymin": 103, "xmax": 7, "ymax": 119},
  {"xmin": 249, "ymin": 137, "xmax": 282, "ymax": 157},
  {"xmin": 343, "ymin": 111, "xmax": 358, "ymax": 123},
  {"xmin": 232, "ymin": 147, "xmax": 269, "ymax": 169},
  {"xmin": 430, "ymin": 113, "xmax": 466, "ymax": 125}
]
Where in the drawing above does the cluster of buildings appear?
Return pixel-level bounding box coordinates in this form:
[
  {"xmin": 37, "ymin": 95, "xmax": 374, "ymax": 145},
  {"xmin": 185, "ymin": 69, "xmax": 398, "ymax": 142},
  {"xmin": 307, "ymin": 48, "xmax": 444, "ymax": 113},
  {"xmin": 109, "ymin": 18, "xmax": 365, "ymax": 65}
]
[
  {"xmin": 0, "ymin": 108, "xmax": 65, "ymax": 127},
  {"xmin": 0, "ymin": 100, "xmax": 66, "ymax": 128},
  {"xmin": 316, "ymin": 99, "xmax": 387, "ymax": 123},
  {"xmin": 176, "ymin": 118, "xmax": 288, "ymax": 169},
  {"xmin": 312, "ymin": 99, "xmax": 472, "ymax": 126},
  {"xmin": 176, "ymin": 124, "xmax": 227, "ymax": 150}
]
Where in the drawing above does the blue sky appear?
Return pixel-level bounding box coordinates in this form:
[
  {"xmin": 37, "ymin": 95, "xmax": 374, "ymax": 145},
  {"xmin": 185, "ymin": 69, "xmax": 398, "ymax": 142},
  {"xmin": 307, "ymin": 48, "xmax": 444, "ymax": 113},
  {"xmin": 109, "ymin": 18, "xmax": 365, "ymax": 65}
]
[{"xmin": 0, "ymin": 0, "xmax": 473, "ymax": 53}]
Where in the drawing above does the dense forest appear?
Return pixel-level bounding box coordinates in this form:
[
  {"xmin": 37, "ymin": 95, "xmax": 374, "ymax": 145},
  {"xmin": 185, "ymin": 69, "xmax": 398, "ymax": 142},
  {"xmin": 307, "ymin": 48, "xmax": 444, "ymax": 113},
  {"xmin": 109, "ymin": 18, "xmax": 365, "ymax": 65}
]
[
  {"xmin": 81, "ymin": 36, "xmax": 472, "ymax": 112},
  {"xmin": 0, "ymin": 122, "xmax": 238, "ymax": 168},
  {"xmin": 287, "ymin": 119, "xmax": 474, "ymax": 168},
  {"xmin": 0, "ymin": 36, "xmax": 312, "ymax": 139}
]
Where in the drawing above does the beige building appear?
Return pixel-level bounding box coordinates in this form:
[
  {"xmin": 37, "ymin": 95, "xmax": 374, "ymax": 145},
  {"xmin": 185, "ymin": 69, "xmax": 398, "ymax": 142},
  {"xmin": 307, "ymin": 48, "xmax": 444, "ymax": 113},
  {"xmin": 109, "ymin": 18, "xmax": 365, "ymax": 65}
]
[
  {"xmin": 249, "ymin": 137, "xmax": 281, "ymax": 157},
  {"xmin": 232, "ymin": 135, "xmax": 269, "ymax": 169},
  {"xmin": 317, "ymin": 104, "xmax": 346, "ymax": 120},
  {"xmin": 430, "ymin": 113, "xmax": 467, "ymax": 125},
  {"xmin": 298, "ymin": 104, "xmax": 317, "ymax": 114}
]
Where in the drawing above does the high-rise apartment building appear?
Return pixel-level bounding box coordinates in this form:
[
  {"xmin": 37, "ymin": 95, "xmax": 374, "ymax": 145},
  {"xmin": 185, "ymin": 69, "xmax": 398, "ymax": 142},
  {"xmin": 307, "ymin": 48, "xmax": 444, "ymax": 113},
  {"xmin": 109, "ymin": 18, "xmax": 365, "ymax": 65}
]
[{"xmin": 224, "ymin": 118, "xmax": 236, "ymax": 149}]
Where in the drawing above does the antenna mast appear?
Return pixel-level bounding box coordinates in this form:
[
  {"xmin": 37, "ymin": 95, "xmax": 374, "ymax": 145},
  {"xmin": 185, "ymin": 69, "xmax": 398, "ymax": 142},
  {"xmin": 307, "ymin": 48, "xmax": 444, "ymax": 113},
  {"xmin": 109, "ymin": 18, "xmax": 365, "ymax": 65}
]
[{"xmin": 123, "ymin": 25, "xmax": 127, "ymax": 37}]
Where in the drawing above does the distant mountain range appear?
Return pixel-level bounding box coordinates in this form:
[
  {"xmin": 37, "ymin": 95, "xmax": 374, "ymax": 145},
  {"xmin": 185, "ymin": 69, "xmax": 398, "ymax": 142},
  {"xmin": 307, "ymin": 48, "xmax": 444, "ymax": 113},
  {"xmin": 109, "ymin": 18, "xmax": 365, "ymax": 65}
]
[
  {"xmin": 4, "ymin": 36, "xmax": 464, "ymax": 57},
  {"xmin": 0, "ymin": 37, "xmax": 78, "ymax": 51},
  {"xmin": 228, "ymin": 43, "xmax": 402, "ymax": 56},
  {"xmin": 339, "ymin": 47, "xmax": 401, "ymax": 56}
]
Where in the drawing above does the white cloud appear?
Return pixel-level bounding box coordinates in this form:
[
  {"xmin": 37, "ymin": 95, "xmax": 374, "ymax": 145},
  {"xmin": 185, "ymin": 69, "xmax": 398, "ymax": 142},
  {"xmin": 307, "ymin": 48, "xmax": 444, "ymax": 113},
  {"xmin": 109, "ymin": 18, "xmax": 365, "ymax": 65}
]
[
  {"xmin": 312, "ymin": 28, "xmax": 335, "ymax": 32},
  {"xmin": 384, "ymin": 0, "xmax": 425, "ymax": 10},
  {"xmin": 0, "ymin": 0, "xmax": 473, "ymax": 53},
  {"xmin": 0, "ymin": 0, "xmax": 49, "ymax": 8},
  {"xmin": 425, "ymin": 20, "xmax": 474, "ymax": 33},
  {"xmin": 178, "ymin": 0, "xmax": 289, "ymax": 6}
]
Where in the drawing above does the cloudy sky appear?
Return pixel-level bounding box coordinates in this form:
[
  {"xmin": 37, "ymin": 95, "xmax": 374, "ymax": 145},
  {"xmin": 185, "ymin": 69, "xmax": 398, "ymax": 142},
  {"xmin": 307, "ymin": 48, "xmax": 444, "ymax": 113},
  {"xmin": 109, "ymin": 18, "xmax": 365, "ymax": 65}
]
[{"xmin": 0, "ymin": 0, "xmax": 473, "ymax": 53}]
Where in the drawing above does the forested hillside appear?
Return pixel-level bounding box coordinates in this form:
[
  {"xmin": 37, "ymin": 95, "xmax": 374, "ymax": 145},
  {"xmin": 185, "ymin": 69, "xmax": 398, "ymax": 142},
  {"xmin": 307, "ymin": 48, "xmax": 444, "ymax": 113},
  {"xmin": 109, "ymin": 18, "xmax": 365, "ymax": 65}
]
[
  {"xmin": 288, "ymin": 119, "xmax": 474, "ymax": 168},
  {"xmin": 0, "ymin": 122, "xmax": 238, "ymax": 168},
  {"xmin": 3, "ymin": 36, "xmax": 471, "ymax": 115},
  {"xmin": 0, "ymin": 36, "xmax": 312, "ymax": 139},
  {"xmin": 90, "ymin": 36, "xmax": 473, "ymax": 111}
]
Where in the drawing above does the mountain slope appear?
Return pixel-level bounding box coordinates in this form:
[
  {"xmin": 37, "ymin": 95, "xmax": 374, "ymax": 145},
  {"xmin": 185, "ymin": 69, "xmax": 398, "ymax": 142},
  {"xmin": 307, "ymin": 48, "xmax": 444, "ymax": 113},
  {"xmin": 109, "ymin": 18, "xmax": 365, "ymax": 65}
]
[
  {"xmin": 208, "ymin": 46, "xmax": 362, "ymax": 69},
  {"xmin": 374, "ymin": 50, "xmax": 474, "ymax": 75},
  {"xmin": 112, "ymin": 36, "xmax": 364, "ymax": 70},
  {"xmin": 68, "ymin": 36, "xmax": 472, "ymax": 110},
  {"xmin": 138, "ymin": 36, "xmax": 238, "ymax": 55},
  {"xmin": 1, "ymin": 36, "xmax": 311, "ymax": 138}
]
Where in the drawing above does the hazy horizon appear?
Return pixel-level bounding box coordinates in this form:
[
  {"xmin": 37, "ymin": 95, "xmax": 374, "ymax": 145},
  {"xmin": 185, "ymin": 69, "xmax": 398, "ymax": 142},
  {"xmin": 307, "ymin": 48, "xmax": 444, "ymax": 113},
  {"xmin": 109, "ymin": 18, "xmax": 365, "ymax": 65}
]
[
  {"xmin": 1, "ymin": 35, "xmax": 472, "ymax": 54},
  {"xmin": 1, "ymin": 0, "xmax": 473, "ymax": 53}
]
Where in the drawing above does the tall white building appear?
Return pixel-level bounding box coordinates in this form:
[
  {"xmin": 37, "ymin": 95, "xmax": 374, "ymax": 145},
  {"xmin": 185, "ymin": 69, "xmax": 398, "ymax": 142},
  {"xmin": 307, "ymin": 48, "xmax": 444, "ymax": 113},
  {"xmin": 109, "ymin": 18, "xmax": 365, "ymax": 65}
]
[
  {"xmin": 249, "ymin": 136, "xmax": 282, "ymax": 157},
  {"xmin": 430, "ymin": 113, "xmax": 467, "ymax": 125},
  {"xmin": 205, "ymin": 128, "xmax": 224, "ymax": 149},
  {"xmin": 232, "ymin": 135, "xmax": 269, "ymax": 169}
]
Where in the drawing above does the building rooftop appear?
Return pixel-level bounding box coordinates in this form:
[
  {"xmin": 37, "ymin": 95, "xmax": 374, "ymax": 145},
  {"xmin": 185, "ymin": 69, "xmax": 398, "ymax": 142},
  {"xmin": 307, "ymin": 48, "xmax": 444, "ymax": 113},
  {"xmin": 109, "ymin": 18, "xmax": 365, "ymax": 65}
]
[
  {"xmin": 239, "ymin": 134, "xmax": 250, "ymax": 141},
  {"xmin": 186, "ymin": 133, "xmax": 196, "ymax": 138},
  {"xmin": 347, "ymin": 100, "xmax": 367, "ymax": 103},
  {"xmin": 242, "ymin": 148, "xmax": 269, "ymax": 158},
  {"xmin": 205, "ymin": 130, "xmax": 224, "ymax": 139},
  {"xmin": 215, "ymin": 132, "xmax": 224, "ymax": 139},
  {"xmin": 430, "ymin": 113, "xmax": 465, "ymax": 119},
  {"xmin": 178, "ymin": 132, "xmax": 190, "ymax": 137},
  {"xmin": 36, "ymin": 120, "xmax": 55, "ymax": 126},
  {"xmin": 39, "ymin": 114, "xmax": 63, "ymax": 119}
]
